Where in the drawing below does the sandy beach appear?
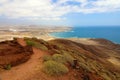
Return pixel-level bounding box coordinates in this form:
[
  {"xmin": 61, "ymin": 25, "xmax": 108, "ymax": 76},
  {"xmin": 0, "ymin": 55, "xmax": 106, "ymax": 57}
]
[{"xmin": 0, "ymin": 26, "xmax": 71, "ymax": 41}]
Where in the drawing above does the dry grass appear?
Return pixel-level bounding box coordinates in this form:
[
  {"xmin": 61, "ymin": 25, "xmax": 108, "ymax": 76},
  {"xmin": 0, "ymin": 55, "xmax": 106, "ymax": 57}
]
[
  {"xmin": 26, "ymin": 39, "xmax": 48, "ymax": 50},
  {"xmin": 43, "ymin": 60, "xmax": 69, "ymax": 76}
]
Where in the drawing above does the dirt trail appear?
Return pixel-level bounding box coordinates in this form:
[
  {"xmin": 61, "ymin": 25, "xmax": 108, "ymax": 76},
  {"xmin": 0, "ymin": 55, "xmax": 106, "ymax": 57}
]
[{"xmin": 0, "ymin": 39, "xmax": 47, "ymax": 80}]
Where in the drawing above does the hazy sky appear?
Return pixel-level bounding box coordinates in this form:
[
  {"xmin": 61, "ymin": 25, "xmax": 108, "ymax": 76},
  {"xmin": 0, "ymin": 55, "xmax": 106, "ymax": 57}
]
[{"xmin": 0, "ymin": 0, "xmax": 120, "ymax": 26}]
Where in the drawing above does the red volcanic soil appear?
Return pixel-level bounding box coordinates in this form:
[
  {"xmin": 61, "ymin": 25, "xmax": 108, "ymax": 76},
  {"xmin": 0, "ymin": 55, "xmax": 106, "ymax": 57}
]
[
  {"xmin": 0, "ymin": 47, "xmax": 48, "ymax": 80},
  {"xmin": 0, "ymin": 38, "xmax": 48, "ymax": 80},
  {"xmin": 0, "ymin": 38, "xmax": 33, "ymax": 68},
  {"xmin": 0, "ymin": 38, "xmax": 119, "ymax": 80}
]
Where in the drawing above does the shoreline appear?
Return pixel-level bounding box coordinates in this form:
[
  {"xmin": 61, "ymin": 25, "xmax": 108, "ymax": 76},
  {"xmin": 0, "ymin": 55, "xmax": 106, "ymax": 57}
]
[
  {"xmin": 0, "ymin": 27, "xmax": 72, "ymax": 41},
  {"xmin": 0, "ymin": 27, "xmax": 120, "ymax": 45}
]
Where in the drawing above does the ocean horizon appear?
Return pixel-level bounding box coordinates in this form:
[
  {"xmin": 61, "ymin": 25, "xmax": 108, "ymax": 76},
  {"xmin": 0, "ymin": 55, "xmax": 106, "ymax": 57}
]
[{"xmin": 50, "ymin": 27, "xmax": 120, "ymax": 44}]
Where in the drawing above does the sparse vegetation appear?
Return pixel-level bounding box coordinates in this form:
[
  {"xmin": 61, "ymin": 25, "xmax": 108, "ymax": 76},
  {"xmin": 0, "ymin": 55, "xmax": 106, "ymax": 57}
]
[
  {"xmin": 1, "ymin": 37, "xmax": 119, "ymax": 80},
  {"xmin": 43, "ymin": 51, "xmax": 74, "ymax": 65},
  {"xmin": 62, "ymin": 51, "xmax": 74, "ymax": 65},
  {"xmin": 25, "ymin": 39, "xmax": 48, "ymax": 50},
  {"xmin": 52, "ymin": 54, "xmax": 66, "ymax": 64},
  {"xmin": 5, "ymin": 64, "xmax": 11, "ymax": 70},
  {"xmin": 34, "ymin": 43, "xmax": 48, "ymax": 50},
  {"xmin": 99, "ymin": 72, "xmax": 112, "ymax": 80},
  {"xmin": 43, "ymin": 60, "xmax": 69, "ymax": 76},
  {"xmin": 26, "ymin": 40, "xmax": 35, "ymax": 46},
  {"xmin": 42, "ymin": 53, "xmax": 71, "ymax": 76},
  {"xmin": 13, "ymin": 37, "xmax": 17, "ymax": 40},
  {"xmin": 43, "ymin": 55, "xmax": 52, "ymax": 61}
]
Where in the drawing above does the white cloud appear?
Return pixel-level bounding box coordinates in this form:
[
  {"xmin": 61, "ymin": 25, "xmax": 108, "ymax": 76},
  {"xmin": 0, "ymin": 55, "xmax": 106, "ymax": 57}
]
[
  {"xmin": 0, "ymin": 0, "xmax": 65, "ymax": 20},
  {"xmin": 93, "ymin": 0, "xmax": 120, "ymax": 8},
  {"xmin": 0, "ymin": 0, "xmax": 9, "ymax": 4},
  {"xmin": 0, "ymin": 0, "xmax": 120, "ymax": 20},
  {"xmin": 91, "ymin": 0, "xmax": 120, "ymax": 12}
]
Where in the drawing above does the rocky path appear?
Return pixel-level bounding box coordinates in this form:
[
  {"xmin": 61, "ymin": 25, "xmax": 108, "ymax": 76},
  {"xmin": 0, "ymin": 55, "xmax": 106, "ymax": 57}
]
[{"xmin": 0, "ymin": 38, "xmax": 47, "ymax": 80}]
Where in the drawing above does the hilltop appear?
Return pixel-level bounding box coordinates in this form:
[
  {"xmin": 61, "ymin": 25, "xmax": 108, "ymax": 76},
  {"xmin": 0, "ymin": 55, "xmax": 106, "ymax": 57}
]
[{"xmin": 0, "ymin": 37, "xmax": 120, "ymax": 80}]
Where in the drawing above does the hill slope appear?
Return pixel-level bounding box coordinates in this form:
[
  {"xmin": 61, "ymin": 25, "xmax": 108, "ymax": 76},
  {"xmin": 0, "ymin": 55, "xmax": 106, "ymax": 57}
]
[{"xmin": 0, "ymin": 38, "xmax": 120, "ymax": 80}]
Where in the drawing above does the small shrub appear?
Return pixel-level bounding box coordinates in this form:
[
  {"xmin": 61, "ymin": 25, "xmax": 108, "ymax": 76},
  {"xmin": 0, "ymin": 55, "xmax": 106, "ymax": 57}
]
[
  {"xmin": 63, "ymin": 52, "xmax": 74, "ymax": 65},
  {"xmin": 24, "ymin": 37, "xmax": 30, "ymax": 40},
  {"xmin": 43, "ymin": 55, "xmax": 52, "ymax": 61},
  {"xmin": 26, "ymin": 40, "xmax": 48, "ymax": 50},
  {"xmin": 34, "ymin": 44, "xmax": 48, "ymax": 50},
  {"xmin": 13, "ymin": 37, "xmax": 17, "ymax": 40},
  {"xmin": 26, "ymin": 40, "xmax": 35, "ymax": 46},
  {"xmin": 52, "ymin": 54, "xmax": 66, "ymax": 64},
  {"xmin": 43, "ymin": 60, "xmax": 69, "ymax": 76},
  {"xmin": 5, "ymin": 64, "xmax": 11, "ymax": 70}
]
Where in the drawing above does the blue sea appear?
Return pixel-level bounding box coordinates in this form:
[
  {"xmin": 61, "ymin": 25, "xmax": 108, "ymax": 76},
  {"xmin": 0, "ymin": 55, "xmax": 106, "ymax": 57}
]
[{"xmin": 50, "ymin": 27, "xmax": 120, "ymax": 44}]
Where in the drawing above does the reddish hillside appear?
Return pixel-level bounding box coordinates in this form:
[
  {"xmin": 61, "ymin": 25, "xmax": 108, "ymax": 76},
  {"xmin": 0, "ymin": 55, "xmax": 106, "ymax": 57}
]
[
  {"xmin": 0, "ymin": 38, "xmax": 120, "ymax": 80},
  {"xmin": 0, "ymin": 38, "xmax": 33, "ymax": 68}
]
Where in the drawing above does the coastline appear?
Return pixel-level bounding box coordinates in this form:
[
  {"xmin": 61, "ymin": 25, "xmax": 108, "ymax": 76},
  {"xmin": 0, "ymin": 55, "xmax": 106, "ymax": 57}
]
[
  {"xmin": 0, "ymin": 26, "xmax": 120, "ymax": 45},
  {"xmin": 48, "ymin": 27, "xmax": 120, "ymax": 44},
  {"xmin": 0, "ymin": 27, "xmax": 72, "ymax": 41}
]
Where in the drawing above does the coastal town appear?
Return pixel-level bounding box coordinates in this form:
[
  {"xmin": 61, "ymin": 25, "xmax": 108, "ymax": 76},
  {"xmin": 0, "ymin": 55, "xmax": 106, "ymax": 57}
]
[{"xmin": 0, "ymin": 25, "xmax": 71, "ymax": 41}]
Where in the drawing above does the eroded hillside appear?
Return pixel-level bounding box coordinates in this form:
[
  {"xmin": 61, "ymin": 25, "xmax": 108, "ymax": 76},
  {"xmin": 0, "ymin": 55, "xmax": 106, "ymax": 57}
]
[{"xmin": 0, "ymin": 38, "xmax": 120, "ymax": 80}]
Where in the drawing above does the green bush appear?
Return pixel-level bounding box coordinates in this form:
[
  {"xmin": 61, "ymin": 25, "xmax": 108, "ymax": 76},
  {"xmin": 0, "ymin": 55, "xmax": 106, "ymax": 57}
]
[
  {"xmin": 43, "ymin": 55, "xmax": 52, "ymax": 61},
  {"xmin": 63, "ymin": 52, "xmax": 74, "ymax": 65},
  {"xmin": 26, "ymin": 40, "xmax": 48, "ymax": 50},
  {"xmin": 13, "ymin": 37, "xmax": 17, "ymax": 40},
  {"xmin": 5, "ymin": 64, "xmax": 11, "ymax": 70},
  {"xmin": 43, "ymin": 52, "xmax": 74, "ymax": 65},
  {"xmin": 52, "ymin": 54, "xmax": 66, "ymax": 64},
  {"xmin": 43, "ymin": 60, "xmax": 69, "ymax": 76},
  {"xmin": 26, "ymin": 40, "xmax": 35, "ymax": 46},
  {"xmin": 34, "ymin": 44, "xmax": 48, "ymax": 50}
]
